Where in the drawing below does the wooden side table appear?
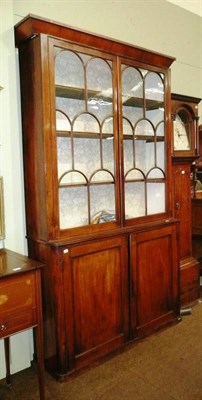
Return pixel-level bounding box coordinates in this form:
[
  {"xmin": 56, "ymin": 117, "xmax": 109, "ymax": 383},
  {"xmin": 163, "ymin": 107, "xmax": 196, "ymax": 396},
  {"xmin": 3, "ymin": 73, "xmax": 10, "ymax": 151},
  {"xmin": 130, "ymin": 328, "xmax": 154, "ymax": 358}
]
[{"xmin": 0, "ymin": 248, "xmax": 45, "ymax": 399}]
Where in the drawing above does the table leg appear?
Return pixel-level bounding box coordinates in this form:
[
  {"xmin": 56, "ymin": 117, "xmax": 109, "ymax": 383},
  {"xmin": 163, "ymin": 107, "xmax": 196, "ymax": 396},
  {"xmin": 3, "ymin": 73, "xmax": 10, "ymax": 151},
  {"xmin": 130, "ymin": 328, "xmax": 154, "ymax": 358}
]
[
  {"xmin": 4, "ymin": 337, "xmax": 12, "ymax": 387},
  {"xmin": 35, "ymin": 326, "xmax": 45, "ymax": 400}
]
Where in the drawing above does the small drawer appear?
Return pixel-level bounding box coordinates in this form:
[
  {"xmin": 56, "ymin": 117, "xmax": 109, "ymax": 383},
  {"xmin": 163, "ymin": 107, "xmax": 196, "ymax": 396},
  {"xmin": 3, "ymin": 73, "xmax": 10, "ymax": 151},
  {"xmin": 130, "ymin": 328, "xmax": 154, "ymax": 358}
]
[
  {"xmin": 0, "ymin": 272, "xmax": 36, "ymax": 314},
  {"xmin": 0, "ymin": 307, "xmax": 37, "ymax": 338}
]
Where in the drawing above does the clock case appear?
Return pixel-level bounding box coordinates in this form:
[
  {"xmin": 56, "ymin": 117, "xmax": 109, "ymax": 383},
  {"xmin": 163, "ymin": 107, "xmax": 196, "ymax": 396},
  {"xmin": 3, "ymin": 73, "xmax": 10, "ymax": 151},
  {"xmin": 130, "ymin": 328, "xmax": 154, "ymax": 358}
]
[
  {"xmin": 171, "ymin": 93, "xmax": 201, "ymax": 306},
  {"xmin": 171, "ymin": 93, "xmax": 200, "ymax": 161}
]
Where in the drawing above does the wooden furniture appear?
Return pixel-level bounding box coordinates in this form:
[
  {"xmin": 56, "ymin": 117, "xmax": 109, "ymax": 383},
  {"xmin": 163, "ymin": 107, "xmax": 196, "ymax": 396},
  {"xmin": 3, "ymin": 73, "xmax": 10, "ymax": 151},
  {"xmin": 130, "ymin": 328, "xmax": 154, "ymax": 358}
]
[
  {"xmin": 0, "ymin": 248, "xmax": 45, "ymax": 400},
  {"xmin": 192, "ymin": 192, "xmax": 202, "ymax": 236},
  {"xmin": 171, "ymin": 94, "xmax": 201, "ymax": 306},
  {"xmin": 15, "ymin": 14, "xmax": 180, "ymax": 379},
  {"xmin": 192, "ymin": 193, "xmax": 202, "ymax": 276},
  {"xmin": 192, "ymin": 125, "xmax": 202, "ymax": 275}
]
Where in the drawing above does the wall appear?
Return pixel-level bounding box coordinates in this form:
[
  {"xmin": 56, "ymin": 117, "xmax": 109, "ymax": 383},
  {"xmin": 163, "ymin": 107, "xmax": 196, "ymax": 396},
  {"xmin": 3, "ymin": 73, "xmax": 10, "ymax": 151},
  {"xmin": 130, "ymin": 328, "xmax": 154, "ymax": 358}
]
[{"xmin": 0, "ymin": 0, "xmax": 201, "ymax": 378}]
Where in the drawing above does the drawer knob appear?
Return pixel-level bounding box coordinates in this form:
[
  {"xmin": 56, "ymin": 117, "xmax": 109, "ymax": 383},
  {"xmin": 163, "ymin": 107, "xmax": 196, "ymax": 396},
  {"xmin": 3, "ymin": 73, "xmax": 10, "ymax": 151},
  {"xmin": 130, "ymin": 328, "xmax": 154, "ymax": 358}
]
[{"xmin": 0, "ymin": 324, "xmax": 7, "ymax": 331}]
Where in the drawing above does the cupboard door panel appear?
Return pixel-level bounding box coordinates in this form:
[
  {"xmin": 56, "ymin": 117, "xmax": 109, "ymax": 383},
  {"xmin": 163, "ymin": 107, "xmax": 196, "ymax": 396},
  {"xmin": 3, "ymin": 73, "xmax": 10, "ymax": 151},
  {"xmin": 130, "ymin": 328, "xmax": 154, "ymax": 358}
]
[
  {"xmin": 172, "ymin": 164, "xmax": 192, "ymax": 258},
  {"xmin": 63, "ymin": 236, "xmax": 129, "ymax": 369},
  {"xmin": 130, "ymin": 224, "xmax": 179, "ymax": 337}
]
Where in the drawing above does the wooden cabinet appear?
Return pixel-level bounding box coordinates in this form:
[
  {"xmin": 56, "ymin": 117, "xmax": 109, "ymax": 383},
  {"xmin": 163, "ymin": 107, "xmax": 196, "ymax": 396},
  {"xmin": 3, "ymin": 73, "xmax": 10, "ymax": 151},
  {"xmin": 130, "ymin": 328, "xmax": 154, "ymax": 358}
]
[
  {"xmin": 130, "ymin": 224, "xmax": 179, "ymax": 338},
  {"xmin": 171, "ymin": 94, "xmax": 201, "ymax": 306},
  {"xmin": 0, "ymin": 249, "xmax": 45, "ymax": 399},
  {"xmin": 15, "ymin": 15, "xmax": 179, "ymax": 379},
  {"xmin": 192, "ymin": 125, "xmax": 202, "ymax": 276},
  {"xmin": 63, "ymin": 237, "xmax": 129, "ymax": 372}
]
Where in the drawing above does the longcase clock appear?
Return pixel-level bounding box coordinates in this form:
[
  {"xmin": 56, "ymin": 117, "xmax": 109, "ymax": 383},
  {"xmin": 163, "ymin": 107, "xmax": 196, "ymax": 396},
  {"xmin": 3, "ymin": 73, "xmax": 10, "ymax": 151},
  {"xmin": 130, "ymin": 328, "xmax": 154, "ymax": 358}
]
[{"xmin": 171, "ymin": 93, "xmax": 201, "ymax": 306}]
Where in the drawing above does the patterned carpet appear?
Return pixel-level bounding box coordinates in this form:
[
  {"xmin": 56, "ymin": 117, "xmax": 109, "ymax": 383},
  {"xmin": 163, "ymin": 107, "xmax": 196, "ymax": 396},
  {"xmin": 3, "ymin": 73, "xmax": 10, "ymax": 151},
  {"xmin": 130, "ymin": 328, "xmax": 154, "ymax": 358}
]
[{"xmin": 1, "ymin": 299, "xmax": 202, "ymax": 400}]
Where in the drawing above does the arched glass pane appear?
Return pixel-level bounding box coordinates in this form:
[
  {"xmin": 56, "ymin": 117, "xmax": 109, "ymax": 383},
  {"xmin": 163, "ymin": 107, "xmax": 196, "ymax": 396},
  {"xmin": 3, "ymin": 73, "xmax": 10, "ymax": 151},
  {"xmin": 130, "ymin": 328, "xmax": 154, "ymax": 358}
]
[
  {"xmin": 73, "ymin": 113, "xmax": 100, "ymax": 133},
  {"xmin": 55, "ymin": 50, "xmax": 85, "ymax": 118},
  {"xmin": 122, "ymin": 66, "xmax": 144, "ymax": 123},
  {"xmin": 147, "ymin": 168, "xmax": 164, "ymax": 179},
  {"xmin": 55, "ymin": 50, "xmax": 84, "ymax": 88},
  {"xmin": 145, "ymin": 72, "xmax": 164, "ymax": 102},
  {"xmin": 135, "ymin": 120, "xmax": 154, "ymax": 136},
  {"xmin": 91, "ymin": 170, "xmax": 114, "ymax": 182},
  {"xmin": 87, "ymin": 58, "xmax": 113, "ymax": 119},
  {"xmin": 123, "ymin": 118, "xmax": 133, "ymax": 136},
  {"xmin": 56, "ymin": 110, "xmax": 71, "ymax": 131},
  {"xmin": 60, "ymin": 171, "xmax": 87, "ymax": 185},
  {"xmin": 122, "ymin": 67, "xmax": 143, "ymax": 100},
  {"xmin": 126, "ymin": 169, "xmax": 144, "ymax": 180}
]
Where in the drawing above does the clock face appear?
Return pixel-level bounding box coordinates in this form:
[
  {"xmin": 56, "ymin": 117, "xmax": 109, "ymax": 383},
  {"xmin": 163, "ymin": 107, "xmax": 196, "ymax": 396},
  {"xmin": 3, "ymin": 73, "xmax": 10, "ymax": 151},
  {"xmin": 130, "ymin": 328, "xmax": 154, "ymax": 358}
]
[{"xmin": 173, "ymin": 114, "xmax": 190, "ymax": 151}]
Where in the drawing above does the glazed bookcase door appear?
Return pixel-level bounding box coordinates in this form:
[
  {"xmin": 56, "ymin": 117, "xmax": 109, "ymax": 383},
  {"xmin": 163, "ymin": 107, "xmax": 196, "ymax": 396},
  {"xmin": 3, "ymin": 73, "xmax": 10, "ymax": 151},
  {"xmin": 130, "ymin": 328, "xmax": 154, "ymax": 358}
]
[
  {"xmin": 120, "ymin": 60, "xmax": 167, "ymax": 224},
  {"xmin": 49, "ymin": 39, "xmax": 119, "ymax": 236}
]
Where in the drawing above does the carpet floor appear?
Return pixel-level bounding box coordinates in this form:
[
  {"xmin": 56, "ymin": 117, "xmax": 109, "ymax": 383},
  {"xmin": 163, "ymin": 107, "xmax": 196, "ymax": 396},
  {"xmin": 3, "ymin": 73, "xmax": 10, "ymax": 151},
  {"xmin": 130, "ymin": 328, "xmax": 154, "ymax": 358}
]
[{"xmin": 1, "ymin": 300, "xmax": 202, "ymax": 400}]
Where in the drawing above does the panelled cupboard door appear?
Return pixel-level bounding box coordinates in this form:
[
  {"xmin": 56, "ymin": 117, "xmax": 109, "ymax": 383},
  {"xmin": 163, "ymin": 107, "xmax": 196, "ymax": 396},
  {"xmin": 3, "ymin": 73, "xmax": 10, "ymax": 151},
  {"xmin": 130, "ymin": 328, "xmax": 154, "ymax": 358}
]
[
  {"xmin": 62, "ymin": 236, "xmax": 129, "ymax": 371},
  {"xmin": 172, "ymin": 163, "xmax": 192, "ymax": 259},
  {"xmin": 130, "ymin": 224, "xmax": 179, "ymax": 338}
]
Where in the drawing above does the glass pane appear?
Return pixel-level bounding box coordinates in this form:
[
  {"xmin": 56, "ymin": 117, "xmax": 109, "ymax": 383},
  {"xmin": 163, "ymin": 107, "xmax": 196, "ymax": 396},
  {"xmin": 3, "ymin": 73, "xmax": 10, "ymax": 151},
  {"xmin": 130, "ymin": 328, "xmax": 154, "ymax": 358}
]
[
  {"xmin": 145, "ymin": 72, "xmax": 164, "ymax": 102},
  {"xmin": 123, "ymin": 118, "xmax": 133, "ymax": 136},
  {"xmin": 147, "ymin": 168, "xmax": 164, "ymax": 179},
  {"xmin": 57, "ymin": 137, "xmax": 72, "ymax": 178},
  {"xmin": 135, "ymin": 140, "xmax": 155, "ymax": 175},
  {"xmin": 135, "ymin": 120, "xmax": 154, "ymax": 136},
  {"xmin": 87, "ymin": 58, "xmax": 113, "ymax": 119},
  {"xmin": 73, "ymin": 113, "xmax": 100, "ymax": 134},
  {"xmin": 59, "ymin": 187, "xmax": 88, "ymax": 228},
  {"xmin": 146, "ymin": 108, "xmax": 164, "ymax": 127},
  {"xmin": 156, "ymin": 141, "xmax": 165, "ymax": 171},
  {"xmin": 124, "ymin": 139, "xmax": 134, "ymax": 173},
  {"xmin": 156, "ymin": 121, "xmax": 164, "ymax": 137},
  {"xmin": 74, "ymin": 138, "xmax": 100, "ymax": 179},
  {"xmin": 147, "ymin": 183, "xmax": 165, "ymax": 214},
  {"xmin": 122, "ymin": 66, "xmax": 144, "ymax": 124},
  {"xmin": 125, "ymin": 182, "xmax": 145, "ymax": 218},
  {"xmin": 103, "ymin": 138, "xmax": 114, "ymax": 173},
  {"xmin": 102, "ymin": 116, "xmax": 114, "ymax": 135},
  {"xmin": 56, "ymin": 110, "xmax": 71, "ymax": 131},
  {"xmin": 122, "ymin": 67, "xmax": 143, "ymax": 101},
  {"xmin": 55, "ymin": 50, "xmax": 84, "ymax": 88},
  {"xmin": 60, "ymin": 171, "xmax": 87, "ymax": 185},
  {"xmin": 126, "ymin": 169, "xmax": 144, "ymax": 180},
  {"xmin": 91, "ymin": 170, "xmax": 114, "ymax": 182},
  {"xmin": 90, "ymin": 185, "xmax": 115, "ymax": 223}
]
